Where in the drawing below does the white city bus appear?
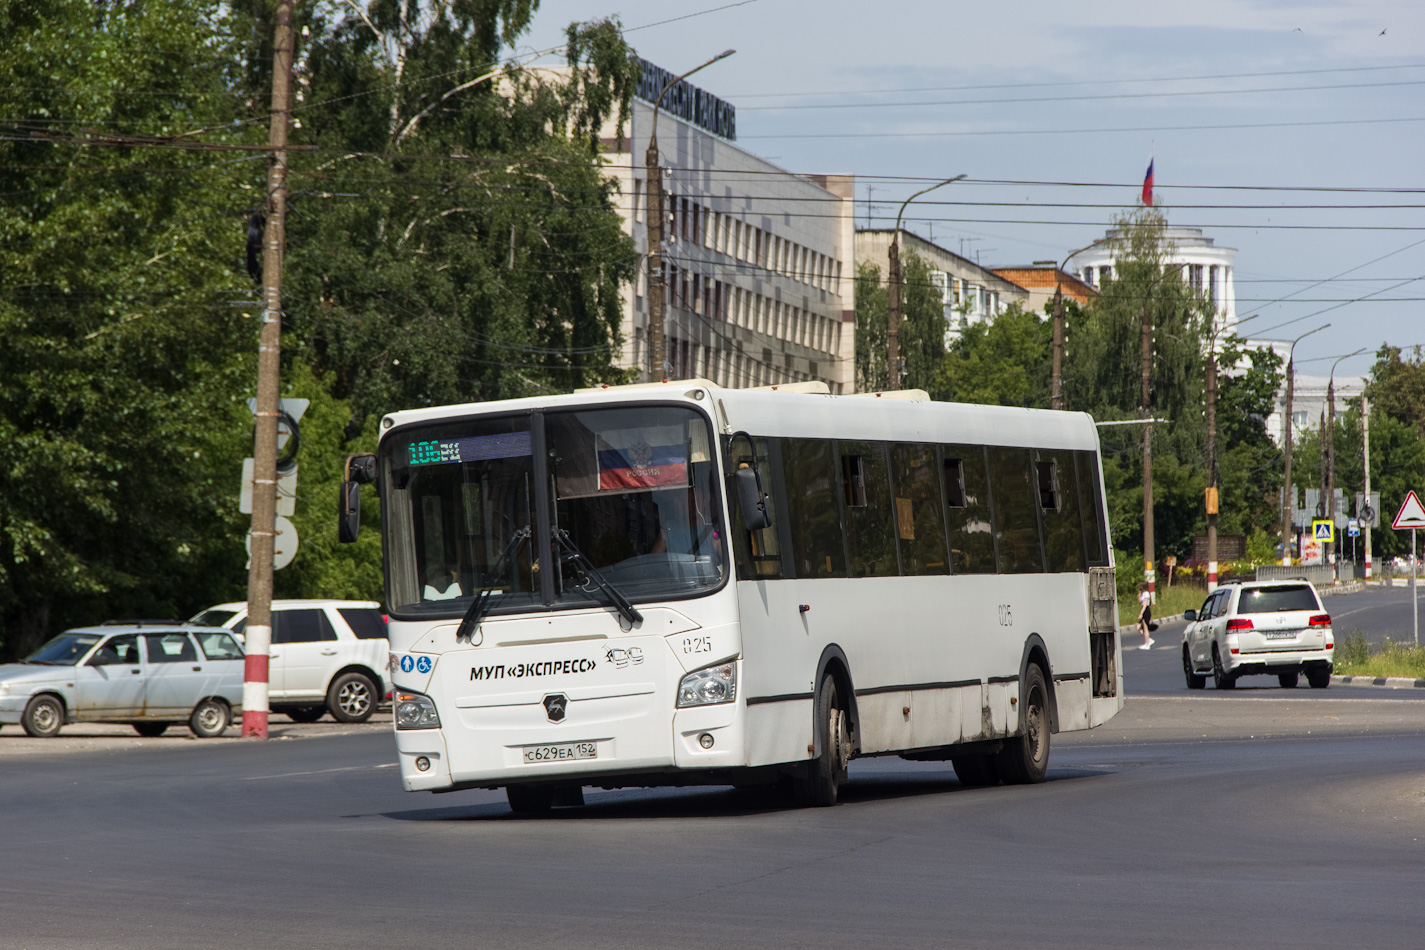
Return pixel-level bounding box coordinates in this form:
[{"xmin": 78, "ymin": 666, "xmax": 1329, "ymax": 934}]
[{"xmin": 340, "ymin": 380, "xmax": 1122, "ymax": 811}]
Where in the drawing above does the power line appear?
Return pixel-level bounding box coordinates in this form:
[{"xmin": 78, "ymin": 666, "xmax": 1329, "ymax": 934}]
[{"xmin": 741, "ymin": 114, "xmax": 1425, "ymax": 140}]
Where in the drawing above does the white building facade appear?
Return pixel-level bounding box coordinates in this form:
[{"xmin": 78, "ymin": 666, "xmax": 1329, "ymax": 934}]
[{"xmin": 599, "ymin": 61, "xmax": 857, "ymax": 392}]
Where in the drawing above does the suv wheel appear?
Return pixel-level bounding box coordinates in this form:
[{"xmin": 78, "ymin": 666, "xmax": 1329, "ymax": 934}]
[
  {"xmin": 328, "ymin": 672, "xmax": 377, "ymax": 723},
  {"xmin": 1212, "ymin": 645, "xmax": 1236, "ymax": 690},
  {"xmin": 1306, "ymin": 665, "xmax": 1332, "ymax": 689},
  {"xmin": 1183, "ymin": 647, "xmax": 1206, "ymax": 690}
]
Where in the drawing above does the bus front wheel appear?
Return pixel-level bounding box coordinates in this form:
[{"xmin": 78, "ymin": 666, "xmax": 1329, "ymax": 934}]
[{"xmin": 793, "ymin": 675, "xmax": 849, "ymax": 807}]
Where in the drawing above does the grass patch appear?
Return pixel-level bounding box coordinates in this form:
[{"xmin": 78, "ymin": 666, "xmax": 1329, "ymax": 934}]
[
  {"xmin": 1333, "ymin": 630, "xmax": 1425, "ymax": 679},
  {"xmin": 1118, "ymin": 583, "xmax": 1209, "ymax": 626}
]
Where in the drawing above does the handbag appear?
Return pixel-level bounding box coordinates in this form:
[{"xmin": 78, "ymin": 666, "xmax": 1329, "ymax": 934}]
[{"xmin": 1147, "ymin": 620, "xmax": 1160, "ymax": 632}]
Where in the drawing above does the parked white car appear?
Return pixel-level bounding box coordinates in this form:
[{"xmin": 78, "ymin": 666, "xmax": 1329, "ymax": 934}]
[
  {"xmin": 187, "ymin": 600, "xmax": 389, "ymax": 723},
  {"xmin": 1181, "ymin": 580, "xmax": 1334, "ymax": 690},
  {"xmin": 0, "ymin": 623, "xmax": 245, "ymax": 737}
]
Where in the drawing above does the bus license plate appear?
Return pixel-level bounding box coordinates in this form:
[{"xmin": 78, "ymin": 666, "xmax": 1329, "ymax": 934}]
[
  {"xmin": 1265, "ymin": 631, "xmax": 1297, "ymax": 640},
  {"xmin": 523, "ymin": 741, "xmax": 598, "ymax": 763}
]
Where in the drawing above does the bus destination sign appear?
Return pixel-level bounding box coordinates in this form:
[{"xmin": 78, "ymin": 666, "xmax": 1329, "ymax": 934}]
[{"xmin": 406, "ymin": 430, "xmax": 533, "ymax": 467}]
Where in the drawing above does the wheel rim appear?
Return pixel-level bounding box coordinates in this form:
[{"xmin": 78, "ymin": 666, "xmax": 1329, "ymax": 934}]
[
  {"xmin": 32, "ymin": 701, "xmax": 59, "ymax": 733},
  {"xmin": 339, "ymin": 681, "xmax": 371, "ymax": 717},
  {"xmin": 1025, "ymin": 686, "xmax": 1046, "ymax": 764},
  {"xmin": 196, "ymin": 704, "xmax": 224, "ymax": 732}
]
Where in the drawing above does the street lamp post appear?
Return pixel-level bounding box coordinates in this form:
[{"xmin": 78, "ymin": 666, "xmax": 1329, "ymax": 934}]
[
  {"xmin": 887, "ymin": 175, "xmax": 965, "ymax": 390},
  {"xmin": 1052, "ymin": 240, "xmax": 1103, "ymax": 411},
  {"xmin": 1326, "ymin": 348, "xmax": 1366, "ymax": 578},
  {"xmin": 644, "ymin": 50, "xmax": 735, "ymax": 382},
  {"xmin": 1280, "ymin": 324, "xmax": 1330, "ymax": 566}
]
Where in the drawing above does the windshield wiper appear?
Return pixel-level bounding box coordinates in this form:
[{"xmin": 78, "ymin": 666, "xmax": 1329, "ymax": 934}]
[
  {"xmin": 552, "ymin": 528, "xmax": 644, "ymax": 628},
  {"xmin": 456, "ymin": 526, "xmax": 531, "ymax": 644}
]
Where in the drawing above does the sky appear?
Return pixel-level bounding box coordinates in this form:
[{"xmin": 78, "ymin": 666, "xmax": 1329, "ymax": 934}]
[{"xmin": 510, "ymin": 0, "xmax": 1424, "ymax": 383}]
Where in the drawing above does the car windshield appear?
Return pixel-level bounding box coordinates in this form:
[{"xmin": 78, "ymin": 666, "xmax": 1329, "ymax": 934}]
[
  {"xmin": 187, "ymin": 609, "xmax": 237, "ymax": 628},
  {"xmin": 25, "ymin": 633, "xmax": 102, "ymax": 666},
  {"xmin": 1237, "ymin": 585, "xmax": 1319, "ymax": 613},
  {"xmin": 383, "ymin": 405, "xmax": 727, "ymax": 618}
]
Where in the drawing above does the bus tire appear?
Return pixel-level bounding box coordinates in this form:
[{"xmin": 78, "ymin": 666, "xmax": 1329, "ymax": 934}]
[
  {"xmin": 951, "ymin": 755, "xmax": 999, "ymax": 787},
  {"xmin": 996, "ymin": 664, "xmax": 1050, "ymax": 784},
  {"xmin": 793, "ymin": 675, "xmax": 849, "ymax": 807},
  {"xmin": 507, "ymin": 784, "xmax": 554, "ymax": 814}
]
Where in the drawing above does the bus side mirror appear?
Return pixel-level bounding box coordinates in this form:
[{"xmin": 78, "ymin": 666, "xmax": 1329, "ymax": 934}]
[
  {"xmin": 735, "ymin": 467, "xmax": 771, "ymax": 532},
  {"xmin": 338, "ymin": 454, "xmax": 377, "ymax": 544}
]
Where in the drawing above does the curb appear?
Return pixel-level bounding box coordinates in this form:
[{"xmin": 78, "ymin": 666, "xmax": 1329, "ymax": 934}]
[
  {"xmin": 1319, "ymin": 582, "xmax": 1364, "ymax": 597},
  {"xmin": 1331, "ymin": 674, "xmax": 1425, "ymax": 690}
]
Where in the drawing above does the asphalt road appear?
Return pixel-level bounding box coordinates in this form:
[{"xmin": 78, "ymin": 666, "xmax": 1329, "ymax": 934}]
[{"xmin": 5, "ymin": 688, "xmax": 1425, "ymax": 948}]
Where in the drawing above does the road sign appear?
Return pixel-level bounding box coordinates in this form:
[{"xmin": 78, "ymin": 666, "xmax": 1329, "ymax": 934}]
[
  {"xmin": 1392, "ymin": 491, "xmax": 1425, "ymax": 530},
  {"xmin": 245, "ymin": 514, "xmax": 299, "ymax": 570},
  {"xmin": 1311, "ymin": 519, "xmax": 1334, "ymax": 542},
  {"xmin": 246, "ymin": 397, "xmax": 308, "ymax": 450},
  {"xmin": 239, "ymin": 458, "xmax": 297, "ymax": 516},
  {"xmin": 1348, "ymin": 520, "xmax": 1361, "ymax": 538}
]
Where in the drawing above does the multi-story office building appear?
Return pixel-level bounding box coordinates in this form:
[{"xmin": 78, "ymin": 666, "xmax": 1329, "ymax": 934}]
[
  {"xmin": 599, "ymin": 60, "xmax": 857, "ymax": 392},
  {"xmin": 855, "ymin": 230, "xmax": 1028, "ymax": 344}
]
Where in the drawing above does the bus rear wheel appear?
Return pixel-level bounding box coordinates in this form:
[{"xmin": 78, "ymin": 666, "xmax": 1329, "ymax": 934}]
[
  {"xmin": 793, "ymin": 675, "xmax": 849, "ymax": 807},
  {"xmin": 996, "ymin": 664, "xmax": 1050, "ymax": 784}
]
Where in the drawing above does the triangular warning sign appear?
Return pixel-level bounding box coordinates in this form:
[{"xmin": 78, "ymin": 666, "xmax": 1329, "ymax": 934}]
[{"xmin": 1392, "ymin": 490, "xmax": 1425, "ymax": 529}]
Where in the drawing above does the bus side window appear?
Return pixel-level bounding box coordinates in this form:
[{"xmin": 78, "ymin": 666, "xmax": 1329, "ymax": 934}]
[
  {"xmin": 892, "ymin": 443, "xmax": 950, "ymax": 576},
  {"xmin": 782, "ymin": 438, "xmax": 847, "ymax": 578},
  {"xmin": 987, "ymin": 446, "xmax": 1045, "ymax": 573},
  {"xmin": 1038, "ymin": 450, "xmax": 1085, "ymax": 572},
  {"xmin": 840, "ymin": 441, "xmax": 897, "ymax": 578},
  {"xmin": 1076, "ymin": 450, "xmax": 1110, "ymax": 566},
  {"xmin": 943, "ymin": 445, "xmax": 996, "ymax": 574},
  {"xmin": 728, "ymin": 436, "xmax": 784, "ymax": 580}
]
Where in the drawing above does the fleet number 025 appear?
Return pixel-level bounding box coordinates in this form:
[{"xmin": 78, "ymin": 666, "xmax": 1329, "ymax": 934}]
[{"xmin": 997, "ymin": 604, "xmax": 1013, "ymax": 626}]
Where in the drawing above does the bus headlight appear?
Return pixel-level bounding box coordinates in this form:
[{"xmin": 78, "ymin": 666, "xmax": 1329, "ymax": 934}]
[
  {"xmin": 394, "ymin": 690, "xmax": 441, "ymax": 729},
  {"xmin": 677, "ymin": 662, "xmax": 736, "ymax": 708}
]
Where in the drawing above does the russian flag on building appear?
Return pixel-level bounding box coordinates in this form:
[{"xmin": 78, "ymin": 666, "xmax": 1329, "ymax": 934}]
[
  {"xmin": 1141, "ymin": 158, "xmax": 1154, "ymax": 207},
  {"xmin": 596, "ymin": 426, "xmax": 687, "ymax": 490}
]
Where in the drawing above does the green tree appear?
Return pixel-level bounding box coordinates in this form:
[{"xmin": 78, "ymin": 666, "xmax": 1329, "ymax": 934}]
[
  {"xmin": 228, "ymin": 1, "xmax": 641, "ymax": 431},
  {"xmin": 933, "ymin": 303, "xmax": 1051, "ymax": 407},
  {"xmin": 0, "ymin": 0, "xmax": 255, "ymax": 659},
  {"xmin": 1364, "ymin": 345, "xmax": 1425, "ymax": 436},
  {"xmin": 854, "ymin": 252, "xmax": 945, "ymax": 392}
]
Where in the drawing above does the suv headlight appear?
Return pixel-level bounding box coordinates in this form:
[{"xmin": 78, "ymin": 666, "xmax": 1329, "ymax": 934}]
[
  {"xmin": 394, "ymin": 689, "xmax": 441, "ymax": 729},
  {"xmin": 677, "ymin": 662, "xmax": 736, "ymax": 708}
]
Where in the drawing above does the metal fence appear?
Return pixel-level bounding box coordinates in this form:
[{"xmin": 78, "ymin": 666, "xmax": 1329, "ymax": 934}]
[{"xmin": 1254, "ymin": 564, "xmax": 1337, "ymax": 587}]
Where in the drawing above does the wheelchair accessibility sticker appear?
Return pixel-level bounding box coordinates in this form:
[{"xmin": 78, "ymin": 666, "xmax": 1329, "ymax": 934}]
[{"xmin": 399, "ymin": 655, "xmax": 433, "ymax": 674}]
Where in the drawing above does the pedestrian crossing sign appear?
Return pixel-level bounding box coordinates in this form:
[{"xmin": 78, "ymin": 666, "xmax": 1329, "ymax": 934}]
[{"xmin": 1311, "ymin": 519, "xmax": 1334, "ymax": 542}]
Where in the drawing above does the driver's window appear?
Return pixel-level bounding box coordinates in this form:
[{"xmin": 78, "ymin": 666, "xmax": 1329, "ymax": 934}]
[{"xmin": 90, "ymin": 634, "xmax": 140, "ymax": 666}]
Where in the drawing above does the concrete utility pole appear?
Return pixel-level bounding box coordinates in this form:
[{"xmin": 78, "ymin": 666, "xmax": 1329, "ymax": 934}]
[
  {"xmin": 1363, "ymin": 394, "xmax": 1373, "ymax": 580},
  {"xmin": 644, "ymin": 50, "xmax": 734, "ymax": 382},
  {"xmin": 1326, "ymin": 349, "xmax": 1365, "ymax": 578},
  {"xmin": 1141, "ymin": 296, "xmax": 1155, "ymax": 601},
  {"xmin": 1279, "ymin": 324, "xmax": 1329, "ymax": 566},
  {"xmin": 243, "ymin": 0, "xmax": 295, "ymax": 740},
  {"xmin": 1205, "ymin": 344, "xmax": 1219, "ymax": 591},
  {"xmin": 887, "ymin": 175, "xmax": 964, "ymax": 390},
  {"xmin": 1052, "ymin": 240, "xmax": 1102, "ymax": 411}
]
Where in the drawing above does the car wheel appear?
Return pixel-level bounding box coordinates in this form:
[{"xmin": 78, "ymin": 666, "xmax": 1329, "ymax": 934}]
[
  {"xmin": 133, "ymin": 722, "xmax": 169, "ymax": 737},
  {"xmin": 1277, "ymin": 671, "xmax": 1299, "ymax": 689},
  {"xmin": 189, "ymin": 699, "xmax": 230, "ymax": 738},
  {"xmin": 283, "ymin": 705, "xmax": 325, "ymax": 723},
  {"xmin": 951, "ymin": 754, "xmax": 999, "ymax": 787},
  {"xmin": 328, "ymin": 672, "xmax": 377, "ymax": 723},
  {"xmin": 792, "ymin": 674, "xmax": 849, "ymax": 807},
  {"xmin": 996, "ymin": 664, "xmax": 1050, "ymax": 784},
  {"xmin": 1212, "ymin": 645, "xmax": 1236, "ymax": 690},
  {"xmin": 1306, "ymin": 666, "xmax": 1332, "ymax": 689},
  {"xmin": 21, "ymin": 695, "xmax": 65, "ymax": 738},
  {"xmin": 506, "ymin": 784, "xmax": 554, "ymax": 814},
  {"xmin": 1183, "ymin": 647, "xmax": 1206, "ymax": 690}
]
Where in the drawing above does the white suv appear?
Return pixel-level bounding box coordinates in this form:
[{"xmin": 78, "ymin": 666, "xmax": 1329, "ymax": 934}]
[
  {"xmin": 187, "ymin": 600, "xmax": 389, "ymax": 722},
  {"xmin": 1181, "ymin": 580, "xmax": 1334, "ymax": 690}
]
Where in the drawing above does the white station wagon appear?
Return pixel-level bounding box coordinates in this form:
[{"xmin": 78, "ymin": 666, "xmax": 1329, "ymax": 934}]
[
  {"xmin": 0, "ymin": 623, "xmax": 245, "ymax": 737},
  {"xmin": 187, "ymin": 600, "xmax": 389, "ymax": 722},
  {"xmin": 1182, "ymin": 580, "xmax": 1334, "ymax": 690}
]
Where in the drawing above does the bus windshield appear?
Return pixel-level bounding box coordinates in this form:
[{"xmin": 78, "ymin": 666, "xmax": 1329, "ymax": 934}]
[{"xmin": 382, "ymin": 405, "xmax": 727, "ymax": 618}]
